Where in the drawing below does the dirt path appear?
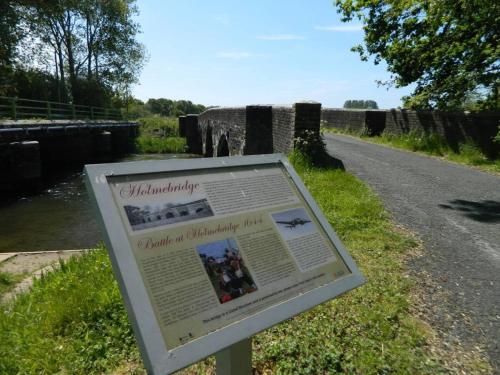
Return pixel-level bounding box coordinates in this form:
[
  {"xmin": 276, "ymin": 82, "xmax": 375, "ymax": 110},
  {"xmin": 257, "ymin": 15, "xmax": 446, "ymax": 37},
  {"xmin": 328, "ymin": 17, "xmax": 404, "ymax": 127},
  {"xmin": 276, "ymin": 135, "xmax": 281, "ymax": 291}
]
[{"xmin": 0, "ymin": 250, "xmax": 87, "ymax": 301}]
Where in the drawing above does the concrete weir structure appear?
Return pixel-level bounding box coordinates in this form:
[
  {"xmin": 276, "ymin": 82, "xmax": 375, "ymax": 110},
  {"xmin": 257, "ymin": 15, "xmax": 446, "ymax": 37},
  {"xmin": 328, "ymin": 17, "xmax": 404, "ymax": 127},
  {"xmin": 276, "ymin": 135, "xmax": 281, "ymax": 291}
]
[
  {"xmin": 179, "ymin": 101, "xmax": 322, "ymax": 156},
  {"xmin": 0, "ymin": 120, "xmax": 139, "ymax": 191}
]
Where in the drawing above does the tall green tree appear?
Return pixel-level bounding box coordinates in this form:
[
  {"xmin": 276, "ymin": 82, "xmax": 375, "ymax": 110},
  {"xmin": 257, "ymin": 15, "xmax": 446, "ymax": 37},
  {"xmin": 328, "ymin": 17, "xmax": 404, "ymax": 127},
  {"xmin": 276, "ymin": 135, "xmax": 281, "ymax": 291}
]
[
  {"xmin": 335, "ymin": 0, "xmax": 499, "ymax": 110},
  {"xmin": 344, "ymin": 99, "xmax": 379, "ymax": 109},
  {"xmin": 6, "ymin": 0, "xmax": 146, "ymax": 106},
  {"xmin": 0, "ymin": 1, "xmax": 21, "ymax": 95}
]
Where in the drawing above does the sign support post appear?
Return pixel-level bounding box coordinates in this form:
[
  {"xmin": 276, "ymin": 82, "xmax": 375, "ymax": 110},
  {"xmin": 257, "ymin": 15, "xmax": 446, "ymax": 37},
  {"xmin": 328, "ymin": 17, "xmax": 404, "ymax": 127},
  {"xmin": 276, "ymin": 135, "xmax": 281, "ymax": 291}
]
[{"xmin": 215, "ymin": 339, "xmax": 252, "ymax": 375}]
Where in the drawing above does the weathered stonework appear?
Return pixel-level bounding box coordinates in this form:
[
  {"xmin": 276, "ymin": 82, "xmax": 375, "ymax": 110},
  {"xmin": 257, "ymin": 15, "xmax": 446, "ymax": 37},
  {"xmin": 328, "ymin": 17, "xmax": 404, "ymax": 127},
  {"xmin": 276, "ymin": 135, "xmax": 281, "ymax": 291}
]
[
  {"xmin": 385, "ymin": 110, "xmax": 500, "ymax": 157},
  {"xmin": 322, "ymin": 108, "xmax": 500, "ymax": 157},
  {"xmin": 183, "ymin": 102, "xmax": 322, "ymax": 157},
  {"xmin": 271, "ymin": 106, "xmax": 295, "ymax": 154}
]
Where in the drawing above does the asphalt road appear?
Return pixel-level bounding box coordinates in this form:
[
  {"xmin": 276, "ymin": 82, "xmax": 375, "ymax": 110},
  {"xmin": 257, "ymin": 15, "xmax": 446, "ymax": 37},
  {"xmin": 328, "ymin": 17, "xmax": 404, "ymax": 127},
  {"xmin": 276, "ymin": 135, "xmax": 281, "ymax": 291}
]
[{"xmin": 324, "ymin": 133, "xmax": 500, "ymax": 371}]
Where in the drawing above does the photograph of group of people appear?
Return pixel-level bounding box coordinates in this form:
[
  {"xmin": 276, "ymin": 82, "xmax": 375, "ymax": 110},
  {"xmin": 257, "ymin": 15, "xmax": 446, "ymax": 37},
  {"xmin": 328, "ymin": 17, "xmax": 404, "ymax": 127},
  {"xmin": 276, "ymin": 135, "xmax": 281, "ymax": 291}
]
[{"xmin": 197, "ymin": 238, "xmax": 257, "ymax": 304}]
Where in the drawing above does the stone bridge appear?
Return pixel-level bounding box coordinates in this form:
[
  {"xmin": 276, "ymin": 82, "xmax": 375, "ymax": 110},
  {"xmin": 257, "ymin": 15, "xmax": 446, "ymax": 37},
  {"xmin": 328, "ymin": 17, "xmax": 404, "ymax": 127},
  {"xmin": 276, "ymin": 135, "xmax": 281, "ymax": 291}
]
[
  {"xmin": 180, "ymin": 103, "xmax": 500, "ymax": 159},
  {"xmin": 178, "ymin": 101, "xmax": 322, "ymax": 156}
]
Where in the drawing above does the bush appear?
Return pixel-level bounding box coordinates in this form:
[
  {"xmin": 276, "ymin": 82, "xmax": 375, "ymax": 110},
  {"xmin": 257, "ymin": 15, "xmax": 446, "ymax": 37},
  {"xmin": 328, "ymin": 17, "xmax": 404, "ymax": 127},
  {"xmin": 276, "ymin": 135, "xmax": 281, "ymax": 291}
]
[
  {"xmin": 294, "ymin": 129, "xmax": 330, "ymax": 166},
  {"xmin": 137, "ymin": 116, "xmax": 179, "ymax": 137}
]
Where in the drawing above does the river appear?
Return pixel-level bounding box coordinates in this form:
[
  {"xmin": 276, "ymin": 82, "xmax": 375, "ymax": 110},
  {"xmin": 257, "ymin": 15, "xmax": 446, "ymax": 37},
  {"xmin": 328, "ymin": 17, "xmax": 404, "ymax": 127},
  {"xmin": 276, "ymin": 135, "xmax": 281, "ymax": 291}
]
[{"xmin": 0, "ymin": 154, "xmax": 194, "ymax": 253}]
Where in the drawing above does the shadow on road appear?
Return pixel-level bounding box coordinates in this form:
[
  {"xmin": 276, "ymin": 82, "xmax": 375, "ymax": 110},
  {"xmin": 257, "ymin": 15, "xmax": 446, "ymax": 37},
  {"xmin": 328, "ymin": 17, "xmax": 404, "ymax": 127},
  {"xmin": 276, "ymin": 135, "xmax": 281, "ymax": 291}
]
[
  {"xmin": 439, "ymin": 199, "xmax": 500, "ymax": 223},
  {"xmin": 324, "ymin": 154, "xmax": 345, "ymax": 170}
]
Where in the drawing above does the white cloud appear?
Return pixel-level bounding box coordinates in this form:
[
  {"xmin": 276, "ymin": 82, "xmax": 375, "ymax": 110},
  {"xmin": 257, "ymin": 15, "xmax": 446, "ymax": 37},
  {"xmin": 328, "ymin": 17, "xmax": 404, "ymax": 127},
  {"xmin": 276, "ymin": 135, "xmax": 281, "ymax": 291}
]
[
  {"xmin": 256, "ymin": 34, "xmax": 305, "ymax": 41},
  {"xmin": 216, "ymin": 52, "xmax": 253, "ymax": 59},
  {"xmin": 314, "ymin": 24, "xmax": 363, "ymax": 32}
]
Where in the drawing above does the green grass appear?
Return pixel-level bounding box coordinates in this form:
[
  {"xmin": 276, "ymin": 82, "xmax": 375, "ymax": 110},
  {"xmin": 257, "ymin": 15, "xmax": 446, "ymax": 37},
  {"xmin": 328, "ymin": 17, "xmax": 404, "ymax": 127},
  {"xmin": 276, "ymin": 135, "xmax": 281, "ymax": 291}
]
[
  {"xmin": 0, "ymin": 271, "xmax": 25, "ymax": 296},
  {"xmin": 325, "ymin": 126, "xmax": 500, "ymax": 174},
  {"xmin": 0, "ymin": 251, "xmax": 141, "ymax": 374},
  {"xmin": 0, "ymin": 152, "xmax": 456, "ymax": 374},
  {"xmin": 134, "ymin": 116, "xmax": 186, "ymax": 153},
  {"xmin": 135, "ymin": 135, "xmax": 186, "ymax": 153}
]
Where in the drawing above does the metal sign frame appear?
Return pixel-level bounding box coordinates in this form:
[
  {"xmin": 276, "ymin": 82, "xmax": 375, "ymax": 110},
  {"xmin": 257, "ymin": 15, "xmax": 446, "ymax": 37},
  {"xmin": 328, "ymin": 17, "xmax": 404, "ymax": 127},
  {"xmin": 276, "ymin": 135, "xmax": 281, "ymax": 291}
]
[{"xmin": 84, "ymin": 153, "xmax": 365, "ymax": 375}]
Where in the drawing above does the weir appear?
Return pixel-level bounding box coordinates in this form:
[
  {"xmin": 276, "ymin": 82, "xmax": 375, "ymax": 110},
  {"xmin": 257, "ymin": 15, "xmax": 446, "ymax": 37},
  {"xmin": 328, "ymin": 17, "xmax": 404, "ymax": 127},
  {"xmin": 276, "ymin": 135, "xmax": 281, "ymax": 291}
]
[{"xmin": 0, "ymin": 120, "xmax": 139, "ymax": 192}]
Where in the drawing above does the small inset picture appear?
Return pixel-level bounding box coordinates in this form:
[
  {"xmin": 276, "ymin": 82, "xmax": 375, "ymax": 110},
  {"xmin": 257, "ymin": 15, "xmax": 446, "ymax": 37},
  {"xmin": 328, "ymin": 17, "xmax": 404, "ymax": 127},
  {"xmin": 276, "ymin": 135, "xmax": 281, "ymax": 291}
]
[
  {"xmin": 271, "ymin": 207, "xmax": 316, "ymax": 241},
  {"xmin": 124, "ymin": 198, "xmax": 214, "ymax": 231},
  {"xmin": 197, "ymin": 238, "xmax": 257, "ymax": 304}
]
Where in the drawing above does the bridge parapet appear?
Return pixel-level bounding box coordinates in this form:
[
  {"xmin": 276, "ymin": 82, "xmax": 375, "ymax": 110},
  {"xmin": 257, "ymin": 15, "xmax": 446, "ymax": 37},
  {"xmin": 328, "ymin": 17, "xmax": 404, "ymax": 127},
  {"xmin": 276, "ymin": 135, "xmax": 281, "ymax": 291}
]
[{"xmin": 182, "ymin": 101, "xmax": 322, "ymax": 157}]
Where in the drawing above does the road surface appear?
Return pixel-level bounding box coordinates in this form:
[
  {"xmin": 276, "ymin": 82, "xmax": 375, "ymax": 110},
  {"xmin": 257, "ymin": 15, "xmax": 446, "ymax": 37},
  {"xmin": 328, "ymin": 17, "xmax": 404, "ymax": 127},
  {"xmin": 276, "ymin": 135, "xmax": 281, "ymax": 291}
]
[{"xmin": 324, "ymin": 133, "xmax": 500, "ymax": 371}]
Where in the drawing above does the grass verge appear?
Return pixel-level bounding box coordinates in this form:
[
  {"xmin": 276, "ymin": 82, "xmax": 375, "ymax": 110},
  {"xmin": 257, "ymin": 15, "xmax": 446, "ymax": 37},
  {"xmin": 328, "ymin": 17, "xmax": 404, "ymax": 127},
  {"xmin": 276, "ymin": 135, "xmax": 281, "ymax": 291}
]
[
  {"xmin": 135, "ymin": 116, "xmax": 186, "ymax": 153},
  {"xmin": 135, "ymin": 135, "xmax": 186, "ymax": 153},
  {"xmin": 324, "ymin": 127, "xmax": 500, "ymax": 174},
  {"xmin": 1, "ymin": 151, "xmax": 478, "ymax": 374},
  {"xmin": 0, "ymin": 271, "xmax": 25, "ymax": 296}
]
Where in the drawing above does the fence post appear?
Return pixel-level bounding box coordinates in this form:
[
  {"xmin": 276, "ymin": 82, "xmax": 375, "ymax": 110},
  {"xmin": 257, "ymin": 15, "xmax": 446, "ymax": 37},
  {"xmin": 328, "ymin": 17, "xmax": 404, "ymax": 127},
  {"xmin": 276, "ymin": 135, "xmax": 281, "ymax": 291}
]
[
  {"xmin": 90, "ymin": 106, "xmax": 94, "ymax": 120},
  {"xmin": 47, "ymin": 102, "xmax": 52, "ymax": 120},
  {"xmin": 11, "ymin": 97, "xmax": 17, "ymax": 120},
  {"xmin": 72, "ymin": 104, "xmax": 76, "ymax": 119},
  {"xmin": 105, "ymin": 107, "xmax": 109, "ymax": 120}
]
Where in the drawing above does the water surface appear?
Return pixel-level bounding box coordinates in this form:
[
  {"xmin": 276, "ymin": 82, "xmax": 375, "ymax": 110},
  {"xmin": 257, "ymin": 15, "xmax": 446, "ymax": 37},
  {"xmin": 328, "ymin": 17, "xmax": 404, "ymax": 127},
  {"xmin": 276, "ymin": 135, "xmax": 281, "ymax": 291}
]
[{"xmin": 0, "ymin": 154, "xmax": 194, "ymax": 252}]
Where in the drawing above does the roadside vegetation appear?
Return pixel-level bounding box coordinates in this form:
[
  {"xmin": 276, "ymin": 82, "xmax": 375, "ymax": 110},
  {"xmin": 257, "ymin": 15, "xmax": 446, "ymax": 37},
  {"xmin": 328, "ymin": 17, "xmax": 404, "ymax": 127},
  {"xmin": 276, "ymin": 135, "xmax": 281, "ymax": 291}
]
[
  {"xmin": 0, "ymin": 271, "xmax": 24, "ymax": 295},
  {"xmin": 324, "ymin": 126, "xmax": 500, "ymax": 174},
  {"xmin": 135, "ymin": 116, "xmax": 186, "ymax": 154},
  {"xmin": 2, "ymin": 150, "xmax": 486, "ymax": 374}
]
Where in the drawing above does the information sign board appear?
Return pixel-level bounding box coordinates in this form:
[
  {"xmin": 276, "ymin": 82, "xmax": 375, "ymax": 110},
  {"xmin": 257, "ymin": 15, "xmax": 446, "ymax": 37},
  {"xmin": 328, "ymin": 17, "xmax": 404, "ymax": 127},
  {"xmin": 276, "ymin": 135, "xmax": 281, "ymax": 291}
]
[{"xmin": 85, "ymin": 154, "xmax": 364, "ymax": 374}]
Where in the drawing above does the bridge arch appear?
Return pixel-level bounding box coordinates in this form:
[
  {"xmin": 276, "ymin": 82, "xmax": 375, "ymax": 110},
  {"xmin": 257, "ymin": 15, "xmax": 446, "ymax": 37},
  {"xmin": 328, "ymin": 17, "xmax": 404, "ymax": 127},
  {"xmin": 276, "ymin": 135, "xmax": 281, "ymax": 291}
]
[
  {"xmin": 204, "ymin": 124, "xmax": 213, "ymax": 157},
  {"xmin": 216, "ymin": 134, "xmax": 229, "ymax": 156}
]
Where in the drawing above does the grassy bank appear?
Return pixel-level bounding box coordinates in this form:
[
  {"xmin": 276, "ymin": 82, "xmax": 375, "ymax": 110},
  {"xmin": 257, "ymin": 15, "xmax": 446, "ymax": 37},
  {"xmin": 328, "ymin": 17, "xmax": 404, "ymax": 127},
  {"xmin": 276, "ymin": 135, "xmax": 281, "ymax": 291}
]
[
  {"xmin": 135, "ymin": 116, "xmax": 186, "ymax": 153},
  {"xmin": 324, "ymin": 126, "xmax": 500, "ymax": 174},
  {"xmin": 1, "ymin": 152, "xmax": 476, "ymax": 374},
  {"xmin": 0, "ymin": 271, "xmax": 24, "ymax": 295}
]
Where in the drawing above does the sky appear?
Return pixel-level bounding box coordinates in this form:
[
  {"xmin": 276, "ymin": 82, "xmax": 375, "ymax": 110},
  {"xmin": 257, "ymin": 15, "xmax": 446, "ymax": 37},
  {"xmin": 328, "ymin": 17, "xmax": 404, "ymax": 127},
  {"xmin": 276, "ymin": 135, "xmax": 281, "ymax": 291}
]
[
  {"xmin": 132, "ymin": 0, "xmax": 414, "ymax": 109},
  {"xmin": 197, "ymin": 238, "xmax": 238, "ymax": 260}
]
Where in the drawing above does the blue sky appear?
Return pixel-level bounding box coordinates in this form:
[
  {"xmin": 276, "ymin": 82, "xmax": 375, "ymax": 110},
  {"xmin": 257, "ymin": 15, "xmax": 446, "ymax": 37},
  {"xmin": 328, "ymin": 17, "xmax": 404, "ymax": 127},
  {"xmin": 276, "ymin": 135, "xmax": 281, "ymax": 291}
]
[
  {"xmin": 197, "ymin": 238, "xmax": 238, "ymax": 260},
  {"xmin": 132, "ymin": 0, "xmax": 413, "ymax": 109}
]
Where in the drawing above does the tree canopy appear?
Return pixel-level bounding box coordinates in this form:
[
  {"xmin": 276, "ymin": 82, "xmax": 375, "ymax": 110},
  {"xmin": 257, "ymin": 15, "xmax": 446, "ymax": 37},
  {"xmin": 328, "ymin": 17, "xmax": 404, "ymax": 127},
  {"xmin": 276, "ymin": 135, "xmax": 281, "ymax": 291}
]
[
  {"xmin": 343, "ymin": 99, "xmax": 379, "ymax": 109},
  {"xmin": 335, "ymin": 0, "xmax": 499, "ymax": 110},
  {"xmin": 1, "ymin": 0, "xmax": 146, "ymax": 107},
  {"xmin": 146, "ymin": 99, "xmax": 206, "ymax": 117}
]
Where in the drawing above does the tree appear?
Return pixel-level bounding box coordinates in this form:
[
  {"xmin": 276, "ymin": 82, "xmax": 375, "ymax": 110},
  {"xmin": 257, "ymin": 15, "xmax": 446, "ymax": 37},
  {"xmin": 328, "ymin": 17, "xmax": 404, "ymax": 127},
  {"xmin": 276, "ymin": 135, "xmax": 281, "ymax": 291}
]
[
  {"xmin": 335, "ymin": 0, "xmax": 499, "ymax": 110},
  {"xmin": 0, "ymin": 1, "xmax": 21, "ymax": 95},
  {"xmin": 4, "ymin": 0, "xmax": 146, "ymax": 106},
  {"xmin": 343, "ymin": 99, "xmax": 379, "ymax": 109},
  {"xmin": 146, "ymin": 98, "xmax": 206, "ymax": 117}
]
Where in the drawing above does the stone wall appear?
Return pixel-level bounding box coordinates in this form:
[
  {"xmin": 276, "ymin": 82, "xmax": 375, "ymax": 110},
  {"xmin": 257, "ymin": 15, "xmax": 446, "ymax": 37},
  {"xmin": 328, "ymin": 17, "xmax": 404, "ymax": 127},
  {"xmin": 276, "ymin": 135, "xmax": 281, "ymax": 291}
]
[
  {"xmin": 272, "ymin": 106, "xmax": 295, "ymax": 154},
  {"xmin": 322, "ymin": 108, "xmax": 500, "ymax": 157},
  {"xmin": 385, "ymin": 110, "xmax": 499, "ymax": 157},
  {"xmin": 321, "ymin": 108, "xmax": 367, "ymax": 132},
  {"xmin": 321, "ymin": 108, "xmax": 386, "ymax": 135},
  {"xmin": 185, "ymin": 102, "xmax": 322, "ymax": 157}
]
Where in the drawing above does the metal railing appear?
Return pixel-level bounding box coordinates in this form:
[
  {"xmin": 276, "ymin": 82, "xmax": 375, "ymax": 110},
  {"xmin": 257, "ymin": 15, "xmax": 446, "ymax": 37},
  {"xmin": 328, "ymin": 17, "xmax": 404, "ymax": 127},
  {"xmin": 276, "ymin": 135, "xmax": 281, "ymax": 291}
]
[{"xmin": 0, "ymin": 96, "xmax": 123, "ymax": 121}]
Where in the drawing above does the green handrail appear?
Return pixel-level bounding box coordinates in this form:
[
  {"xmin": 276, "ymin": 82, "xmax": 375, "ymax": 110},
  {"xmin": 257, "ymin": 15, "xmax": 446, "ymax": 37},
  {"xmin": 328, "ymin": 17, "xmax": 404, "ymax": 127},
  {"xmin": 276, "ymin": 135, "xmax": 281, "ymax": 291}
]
[{"xmin": 0, "ymin": 96, "xmax": 124, "ymax": 121}]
